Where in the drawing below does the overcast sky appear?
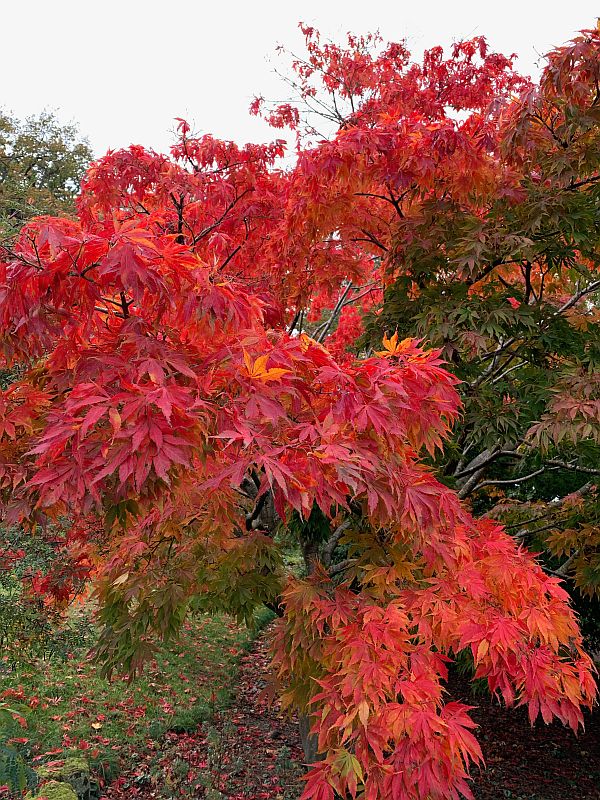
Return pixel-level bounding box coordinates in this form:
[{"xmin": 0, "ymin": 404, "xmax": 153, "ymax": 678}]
[{"xmin": 2, "ymin": 1, "xmax": 598, "ymax": 156}]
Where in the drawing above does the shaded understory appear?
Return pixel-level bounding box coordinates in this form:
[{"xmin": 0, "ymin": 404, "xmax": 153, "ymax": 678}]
[
  {"xmin": 5, "ymin": 611, "xmax": 596, "ymax": 800},
  {"xmin": 449, "ymin": 670, "xmax": 600, "ymax": 800},
  {"xmin": 0, "ymin": 613, "xmax": 260, "ymax": 794}
]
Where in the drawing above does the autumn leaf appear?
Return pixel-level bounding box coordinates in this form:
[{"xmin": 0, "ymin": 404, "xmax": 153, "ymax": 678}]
[
  {"xmin": 242, "ymin": 351, "xmax": 290, "ymax": 382},
  {"xmin": 375, "ymin": 332, "xmax": 412, "ymax": 358}
]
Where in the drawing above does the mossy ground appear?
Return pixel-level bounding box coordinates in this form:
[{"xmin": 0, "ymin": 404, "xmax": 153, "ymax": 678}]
[
  {"xmin": 26, "ymin": 780, "xmax": 77, "ymax": 800},
  {"xmin": 0, "ymin": 611, "xmax": 266, "ymax": 788}
]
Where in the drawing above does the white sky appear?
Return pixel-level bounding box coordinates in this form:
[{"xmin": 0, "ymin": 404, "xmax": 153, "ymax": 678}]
[{"xmin": 1, "ymin": 1, "xmax": 598, "ymax": 157}]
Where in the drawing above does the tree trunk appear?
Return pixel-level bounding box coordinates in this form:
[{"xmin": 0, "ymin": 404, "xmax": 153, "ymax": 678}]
[
  {"xmin": 298, "ymin": 525, "xmax": 328, "ymax": 765},
  {"xmin": 298, "ymin": 713, "xmax": 323, "ymax": 764}
]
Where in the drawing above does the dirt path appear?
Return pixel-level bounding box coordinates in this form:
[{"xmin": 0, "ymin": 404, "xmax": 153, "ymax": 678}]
[{"xmin": 101, "ymin": 633, "xmax": 304, "ymax": 800}]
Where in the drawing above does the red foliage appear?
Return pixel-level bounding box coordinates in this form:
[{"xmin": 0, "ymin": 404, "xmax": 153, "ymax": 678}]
[{"xmin": 0, "ymin": 23, "xmax": 598, "ymax": 800}]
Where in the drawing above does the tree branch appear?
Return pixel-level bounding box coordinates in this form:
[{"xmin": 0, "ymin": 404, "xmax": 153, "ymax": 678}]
[
  {"xmin": 545, "ymin": 459, "xmax": 600, "ymax": 475},
  {"xmin": 552, "ymin": 279, "xmax": 600, "ymax": 316},
  {"xmin": 321, "ymin": 519, "xmax": 352, "ymax": 567},
  {"xmin": 192, "ymin": 188, "xmax": 253, "ymax": 245},
  {"xmin": 315, "ymin": 282, "xmax": 353, "ymax": 343},
  {"xmin": 328, "ymin": 558, "xmax": 356, "ymax": 577},
  {"xmin": 554, "ymin": 550, "xmax": 579, "ymax": 578},
  {"xmin": 504, "ymin": 481, "xmax": 596, "ymax": 531},
  {"xmin": 470, "ymin": 466, "xmax": 549, "ymax": 493},
  {"xmin": 453, "ymin": 449, "xmax": 522, "ymax": 479}
]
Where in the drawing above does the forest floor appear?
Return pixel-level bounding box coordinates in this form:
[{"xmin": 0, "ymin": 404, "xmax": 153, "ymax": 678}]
[
  {"xmin": 6, "ymin": 616, "xmax": 598, "ymax": 800},
  {"xmin": 102, "ymin": 630, "xmax": 600, "ymax": 800},
  {"xmin": 0, "ymin": 613, "xmax": 266, "ymax": 796}
]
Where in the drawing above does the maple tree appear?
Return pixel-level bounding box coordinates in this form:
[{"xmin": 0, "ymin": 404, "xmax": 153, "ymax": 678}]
[
  {"xmin": 0, "ymin": 23, "xmax": 598, "ymax": 800},
  {"xmin": 251, "ymin": 24, "xmax": 600, "ymax": 608}
]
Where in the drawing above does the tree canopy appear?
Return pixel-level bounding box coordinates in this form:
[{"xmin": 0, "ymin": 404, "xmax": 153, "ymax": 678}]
[
  {"xmin": 0, "ymin": 23, "xmax": 598, "ymax": 800},
  {"xmin": 253, "ymin": 23, "xmax": 600, "ymax": 606}
]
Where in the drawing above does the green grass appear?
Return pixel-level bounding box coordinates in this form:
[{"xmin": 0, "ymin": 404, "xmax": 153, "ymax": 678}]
[{"xmin": 0, "ymin": 610, "xmax": 270, "ymax": 784}]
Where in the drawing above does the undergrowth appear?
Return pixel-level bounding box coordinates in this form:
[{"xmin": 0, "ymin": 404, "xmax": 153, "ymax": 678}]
[{"xmin": 0, "ymin": 608, "xmax": 272, "ymax": 792}]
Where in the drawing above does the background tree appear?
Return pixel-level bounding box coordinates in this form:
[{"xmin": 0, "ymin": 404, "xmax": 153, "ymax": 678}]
[
  {"xmin": 367, "ymin": 33, "xmax": 600, "ymax": 624},
  {"xmin": 0, "ymin": 109, "xmax": 93, "ymax": 661},
  {"xmin": 0, "ymin": 110, "xmax": 92, "ymax": 240}
]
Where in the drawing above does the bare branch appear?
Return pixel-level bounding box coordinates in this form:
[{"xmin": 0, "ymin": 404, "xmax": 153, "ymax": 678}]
[
  {"xmin": 491, "ymin": 361, "xmax": 528, "ymax": 385},
  {"xmin": 453, "ymin": 449, "xmax": 522, "ymax": 480},
  {"xmin": 457, "ymin": 466, "xmax": 489, "ymax": 500},
  {"xmin": 328, "ymin": 558, "xmax": 357, "ymax": 577},
  {"xmin": 545, "ymin": 459, "xmax": 600, "ymax": 476},
  {"xmin": 504, "ymin": 481, "xmax": 596, "ymax": 531},
  {"xmin": 470, "ymin": 280, "xmax": 600, "ymax": 390},
  {"xmin": 192, "ymin": 188, "xmax": 253, "ymax": 245},
  {"xmin": 552, "ymin": 279, "xmax": 600, "ymax": 316},
  {"xmin": 321, "ymin": 519, "xmax": 352, "ymax": 567},
  {"xmin": 470, "ymin": 466, "xmax": 549, "ymax": 493},
  {"xmin": 316, "ymin": 282, "xmax": 353, "ymax": 343},
  {"xmin": 218, "ymin": 244, "xmax": 242, "ymax": 273},
  {"xmin": 554, "ymin": 550, "xmax": 579, "ymax": 577}
]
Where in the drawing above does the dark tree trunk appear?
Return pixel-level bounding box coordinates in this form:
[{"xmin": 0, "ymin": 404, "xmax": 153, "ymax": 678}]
[
  {"xmin": 298, "ymin": 712, "xmax": 323, "ymax": 764},
  {"xmin": 298, "ymin": 531, "xmax": 326, "ymax": 765}
]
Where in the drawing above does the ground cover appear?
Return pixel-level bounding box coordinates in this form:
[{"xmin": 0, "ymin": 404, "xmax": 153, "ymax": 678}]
[
  {"xmin": 2, "ymin": 609, "xmax": 597, "ymax": 800},
  {"xmin": 0, "ymin": 612, "xmax": 262, "ymax": 793},
  {"xmin": 102, "ymin": 631, "xmax": 304, "ymax": 800},
  {"xmin": 449, "ymin": 670, "xmax": 600, "ymax": 800}
]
